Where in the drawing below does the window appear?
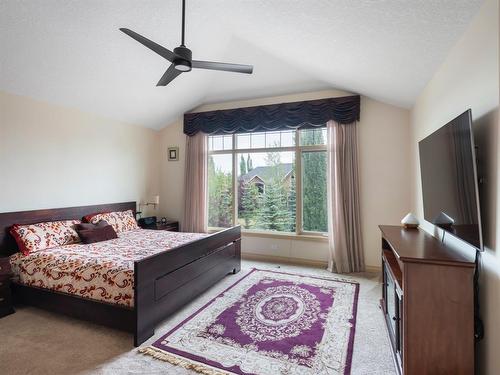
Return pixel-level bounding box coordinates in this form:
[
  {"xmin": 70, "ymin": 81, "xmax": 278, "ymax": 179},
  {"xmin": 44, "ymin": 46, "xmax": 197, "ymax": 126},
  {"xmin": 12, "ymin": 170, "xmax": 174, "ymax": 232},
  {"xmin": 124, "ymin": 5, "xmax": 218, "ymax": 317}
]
[{"xmin": 208, "ymin": 129, "xmax": 328, "ymax": 235}]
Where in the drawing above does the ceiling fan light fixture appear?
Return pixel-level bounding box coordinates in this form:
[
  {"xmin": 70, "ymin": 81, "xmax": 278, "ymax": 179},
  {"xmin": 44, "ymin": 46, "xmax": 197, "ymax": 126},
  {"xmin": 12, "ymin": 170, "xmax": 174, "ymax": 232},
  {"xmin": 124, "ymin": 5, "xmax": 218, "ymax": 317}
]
[
  {"xmin": 174, "ymin": 59, "xmax": 192, "ymax": 72},
  {"xmin": 120, "ymin": 0, "xmax": 253, "ymax": 86}
]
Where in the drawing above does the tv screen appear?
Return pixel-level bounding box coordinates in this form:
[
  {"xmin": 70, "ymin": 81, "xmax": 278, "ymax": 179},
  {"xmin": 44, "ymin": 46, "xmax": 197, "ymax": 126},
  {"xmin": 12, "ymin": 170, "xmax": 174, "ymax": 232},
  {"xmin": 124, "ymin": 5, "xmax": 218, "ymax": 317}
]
[{"xmin": 418, "ymin": 109, "xmax": 482, "ymax": 249}]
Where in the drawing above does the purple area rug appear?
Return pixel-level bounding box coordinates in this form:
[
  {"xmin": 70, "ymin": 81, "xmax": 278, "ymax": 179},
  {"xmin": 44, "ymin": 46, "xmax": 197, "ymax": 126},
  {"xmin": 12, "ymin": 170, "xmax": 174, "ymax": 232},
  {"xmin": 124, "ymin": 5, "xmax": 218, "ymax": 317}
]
[{"xmin": 139, "ymin": 268, "xmax": 359, "ymax": 375}]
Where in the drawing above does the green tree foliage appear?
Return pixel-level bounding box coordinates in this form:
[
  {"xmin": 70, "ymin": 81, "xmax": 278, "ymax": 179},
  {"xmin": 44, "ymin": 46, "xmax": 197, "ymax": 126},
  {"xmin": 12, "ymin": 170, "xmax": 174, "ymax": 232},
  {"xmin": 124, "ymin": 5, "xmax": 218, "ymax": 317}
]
[
  {"xmin": 240, "ymin": 182, "xmax": 260, "ymax": 229},
  {"xmin": 301, "ymin": 131, "xmax": 328, "ymax": 232},
  {"xmin": 238, "ymin": 154, "xmax": 263, "ymax": 229},
  {"xmin": 246, "ymin": 154, "xmax": 253, "ymax": 172},
  {"xmin": 208, "ymin": 156, "xmax": 232, "ymax": 228},
  {"xmin": 254, "ymin": 153, "xmax": 293, "ymax": 232},
  {"xmin": 256, "ymin": 180, "xmax": 290, "ymax": 231},
  {"xmin": 239, "ymin": 155, "xmax": 247, "ymax": 176},
  {"xmin": 288, "ymin": 172, "xmax": 297, "ymax": 232}
]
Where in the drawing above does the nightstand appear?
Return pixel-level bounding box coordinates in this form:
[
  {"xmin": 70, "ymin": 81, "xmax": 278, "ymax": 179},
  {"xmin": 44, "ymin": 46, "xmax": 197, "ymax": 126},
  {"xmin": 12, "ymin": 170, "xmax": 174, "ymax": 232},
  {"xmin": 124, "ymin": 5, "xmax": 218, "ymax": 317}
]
[
  {"xmin": 154, "ymin": 221, "xmax": 179, "ymax": 232},
  {"xmin": 0, "ymin": 257, "xmax": 14, "ymax": 318},
  {"xmin": 140, "ymin": 221, "xmax": 179, "ymax": 232}
]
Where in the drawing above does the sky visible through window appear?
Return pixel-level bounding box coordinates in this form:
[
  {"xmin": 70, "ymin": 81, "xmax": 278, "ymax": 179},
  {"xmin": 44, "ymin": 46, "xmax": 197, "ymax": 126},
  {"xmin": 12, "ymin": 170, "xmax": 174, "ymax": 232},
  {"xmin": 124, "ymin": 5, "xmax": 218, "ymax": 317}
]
[{"xmin": 210, "ymin": 151, "xmax": 294, "ymax": 173}]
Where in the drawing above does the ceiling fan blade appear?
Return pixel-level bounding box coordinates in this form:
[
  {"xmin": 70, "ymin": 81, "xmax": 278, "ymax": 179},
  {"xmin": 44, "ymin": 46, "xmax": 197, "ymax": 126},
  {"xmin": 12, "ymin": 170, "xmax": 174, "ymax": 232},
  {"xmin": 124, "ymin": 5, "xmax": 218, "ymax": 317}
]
[
  {"xmin": 157, "ymin": 64, "xmax": 182, "ymax": 86},
  {"xmin": 192, "ymin": 60, "xmax": 253, "ymax": 74},
  {"xmin": 119, "ymin": 28, "xmax": 176, "ymax": 62}
]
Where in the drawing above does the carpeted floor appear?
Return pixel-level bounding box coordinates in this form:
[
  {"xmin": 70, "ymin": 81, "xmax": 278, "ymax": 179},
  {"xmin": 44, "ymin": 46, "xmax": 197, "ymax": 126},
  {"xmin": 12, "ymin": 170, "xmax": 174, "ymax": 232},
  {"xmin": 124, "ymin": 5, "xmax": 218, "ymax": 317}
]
[{"xmin": 0, "ymin": 260, "xmax": 396, "ymax": 375}]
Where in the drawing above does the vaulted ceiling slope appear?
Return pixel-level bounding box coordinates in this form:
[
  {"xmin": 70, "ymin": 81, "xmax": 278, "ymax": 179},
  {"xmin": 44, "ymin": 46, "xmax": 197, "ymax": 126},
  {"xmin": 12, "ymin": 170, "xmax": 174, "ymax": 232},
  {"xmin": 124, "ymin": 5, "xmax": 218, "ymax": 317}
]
[{"xmin": 0, "ymin": 0, "xmax": 483, "ymax": 130}]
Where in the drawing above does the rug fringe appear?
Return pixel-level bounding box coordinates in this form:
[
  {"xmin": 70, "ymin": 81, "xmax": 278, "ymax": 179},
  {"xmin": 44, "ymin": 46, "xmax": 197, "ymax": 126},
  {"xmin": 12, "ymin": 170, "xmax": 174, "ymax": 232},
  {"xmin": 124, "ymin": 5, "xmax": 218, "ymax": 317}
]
[
  {"xmin": 254, "ymin": 268, "xmax": 360, "ymax": 285},
  {"xmin": 138, "ymin": 347, "xmax": 233, "ymax": 375}
]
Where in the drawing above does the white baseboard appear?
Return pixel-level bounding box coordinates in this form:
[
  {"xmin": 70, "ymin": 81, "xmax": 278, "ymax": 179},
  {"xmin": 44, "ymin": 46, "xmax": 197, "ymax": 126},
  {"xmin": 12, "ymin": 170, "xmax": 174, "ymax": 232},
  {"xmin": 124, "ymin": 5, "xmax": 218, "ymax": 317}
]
[
  {"xmin": 365, "ymin": 265, "xmax": 382, "ymax": 273},
  {"xmin": 242, "ymin": 252, "xmax": 382, "ymax": 273},
  {"xmin": 242, "ymin": 252, "xmax": 328, "ymax": 268}
]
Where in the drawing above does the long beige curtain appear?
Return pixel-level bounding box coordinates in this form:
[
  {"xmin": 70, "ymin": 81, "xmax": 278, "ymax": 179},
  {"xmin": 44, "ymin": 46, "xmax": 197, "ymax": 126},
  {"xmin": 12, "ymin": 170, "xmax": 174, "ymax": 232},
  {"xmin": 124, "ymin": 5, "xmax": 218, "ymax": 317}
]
[
  {"xmin": 183, "ymin": 132, "xmax": 208, "ymax": 233},
  {"xmin": 326, "ymin": 120, "xmax": 365, "ymax": 273}
]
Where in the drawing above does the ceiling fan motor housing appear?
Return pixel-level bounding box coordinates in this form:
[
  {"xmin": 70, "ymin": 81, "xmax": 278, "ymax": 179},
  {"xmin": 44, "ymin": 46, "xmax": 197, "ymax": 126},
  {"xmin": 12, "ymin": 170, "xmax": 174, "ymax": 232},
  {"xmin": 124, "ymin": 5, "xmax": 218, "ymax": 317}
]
[{"xmin": 173, "ymin": 46, "xmax": 192, "ymax": 71}]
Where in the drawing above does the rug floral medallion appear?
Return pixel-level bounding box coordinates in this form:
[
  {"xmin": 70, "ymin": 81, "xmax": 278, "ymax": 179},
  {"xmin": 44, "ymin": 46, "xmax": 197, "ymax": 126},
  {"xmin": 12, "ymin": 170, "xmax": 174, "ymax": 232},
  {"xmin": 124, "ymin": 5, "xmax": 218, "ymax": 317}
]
[{"xmin": 140, "ymin": 268, "xmax": 360, "ymax": 375}]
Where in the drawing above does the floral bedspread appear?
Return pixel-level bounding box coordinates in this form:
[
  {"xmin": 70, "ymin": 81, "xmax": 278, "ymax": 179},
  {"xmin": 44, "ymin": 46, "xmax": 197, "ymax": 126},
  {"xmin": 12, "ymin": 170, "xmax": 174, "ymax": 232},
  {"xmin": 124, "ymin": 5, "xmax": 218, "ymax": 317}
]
[{"xmin": 9, "ymin": 229, "xmax": 207, "ymax": 307}]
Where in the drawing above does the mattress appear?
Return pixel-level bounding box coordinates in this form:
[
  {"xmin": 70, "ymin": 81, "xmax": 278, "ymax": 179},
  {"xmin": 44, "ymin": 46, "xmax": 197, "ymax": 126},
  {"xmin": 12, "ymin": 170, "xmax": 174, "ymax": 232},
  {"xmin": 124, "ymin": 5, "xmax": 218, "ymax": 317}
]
[{"xmin": 9, "ymin": 229, "xmax": 207, "ymax": 307}]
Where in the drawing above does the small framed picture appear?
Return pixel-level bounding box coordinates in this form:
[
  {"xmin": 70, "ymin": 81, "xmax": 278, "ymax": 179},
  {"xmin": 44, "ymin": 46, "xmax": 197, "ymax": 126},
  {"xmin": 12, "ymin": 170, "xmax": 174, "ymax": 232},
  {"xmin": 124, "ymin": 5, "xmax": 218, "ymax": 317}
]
[{"xmin": 168, "ymin": 147, "xmax": 179, "ymax": 161}]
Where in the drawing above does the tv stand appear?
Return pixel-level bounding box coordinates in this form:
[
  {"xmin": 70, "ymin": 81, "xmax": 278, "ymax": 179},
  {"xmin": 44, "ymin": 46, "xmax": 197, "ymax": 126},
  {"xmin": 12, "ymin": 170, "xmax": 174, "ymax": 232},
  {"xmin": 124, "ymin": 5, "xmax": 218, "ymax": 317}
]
[{"xmin": 379, "ymin": 225, "xmax": 475, "ymax": 375}]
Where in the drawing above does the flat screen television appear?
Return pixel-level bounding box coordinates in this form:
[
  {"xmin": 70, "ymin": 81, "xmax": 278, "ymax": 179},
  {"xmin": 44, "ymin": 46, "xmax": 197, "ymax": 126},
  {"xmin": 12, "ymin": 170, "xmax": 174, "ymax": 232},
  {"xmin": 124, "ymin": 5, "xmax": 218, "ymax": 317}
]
[{"xmin": 418, "ymin": 109, "xmax": 483, "ymax": 250}]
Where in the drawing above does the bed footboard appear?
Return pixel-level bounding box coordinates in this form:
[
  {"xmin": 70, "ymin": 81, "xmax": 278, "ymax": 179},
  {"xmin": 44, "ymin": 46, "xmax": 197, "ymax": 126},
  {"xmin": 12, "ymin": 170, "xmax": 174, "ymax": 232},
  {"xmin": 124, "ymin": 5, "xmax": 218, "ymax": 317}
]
[{"xmin": 134, "ymin": 226, "xmax": 241, "ymax": 346}]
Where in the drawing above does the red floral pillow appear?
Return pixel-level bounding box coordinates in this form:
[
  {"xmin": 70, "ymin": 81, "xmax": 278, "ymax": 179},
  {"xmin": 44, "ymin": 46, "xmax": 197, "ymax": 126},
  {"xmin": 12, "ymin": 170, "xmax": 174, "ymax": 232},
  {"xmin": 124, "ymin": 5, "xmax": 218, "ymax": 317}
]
[
  {"xmin": 83, "ymin": 210, "xmax": 138, "ymax": 233},
  {"xmin": 10, "ymin": 220, "xmax": 81, "ymax": 255}
]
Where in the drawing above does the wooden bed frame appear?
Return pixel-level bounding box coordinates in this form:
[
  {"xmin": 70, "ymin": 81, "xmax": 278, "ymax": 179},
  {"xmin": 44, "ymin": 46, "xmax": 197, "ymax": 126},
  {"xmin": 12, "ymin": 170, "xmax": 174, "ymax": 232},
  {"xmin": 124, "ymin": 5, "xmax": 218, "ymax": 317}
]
[{"xmin": 0, "ymin": 202, "xmax": 241, "ymax": 346}]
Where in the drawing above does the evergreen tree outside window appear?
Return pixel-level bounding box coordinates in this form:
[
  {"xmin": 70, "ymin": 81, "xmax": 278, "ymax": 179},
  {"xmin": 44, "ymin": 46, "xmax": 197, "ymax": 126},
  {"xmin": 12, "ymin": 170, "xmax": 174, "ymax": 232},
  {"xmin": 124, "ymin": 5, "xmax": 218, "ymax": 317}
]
[
  {"xmin": 302, "ymin": 151, "xmax": 327, "ymax": 232},
  {"xmin": 207, "ymin": 154, "xmax": 233, "ymax": 228},
  {"xmin": 208, "ymin": 129, "xmax": 327, "ymax": 236}
]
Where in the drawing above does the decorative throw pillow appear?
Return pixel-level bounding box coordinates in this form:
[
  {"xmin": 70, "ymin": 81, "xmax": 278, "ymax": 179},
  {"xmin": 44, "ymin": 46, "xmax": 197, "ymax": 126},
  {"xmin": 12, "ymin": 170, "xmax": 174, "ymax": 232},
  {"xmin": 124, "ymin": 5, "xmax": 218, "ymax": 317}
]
[
  {"xmin": 83, "ymin": 210, "xmax": 138, "ymax": 233},
  {"xmin": 10, "ymin": 220, "xmax": 81, "ymax": 255},
  {"xmin": 77, "ymin": 225, "xmax": 118, "ymax": 244},
  {"xmin": 75, "ymin": 220, "xmax": 109, "ymax": 231}
]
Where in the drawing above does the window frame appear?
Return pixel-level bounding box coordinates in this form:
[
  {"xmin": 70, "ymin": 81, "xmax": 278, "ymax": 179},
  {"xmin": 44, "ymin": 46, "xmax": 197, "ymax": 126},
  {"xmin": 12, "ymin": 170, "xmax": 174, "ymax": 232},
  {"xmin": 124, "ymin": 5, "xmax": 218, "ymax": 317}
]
[{"xmin": 207, "ymin": 129, "xmax": 328, "ymax": 238}]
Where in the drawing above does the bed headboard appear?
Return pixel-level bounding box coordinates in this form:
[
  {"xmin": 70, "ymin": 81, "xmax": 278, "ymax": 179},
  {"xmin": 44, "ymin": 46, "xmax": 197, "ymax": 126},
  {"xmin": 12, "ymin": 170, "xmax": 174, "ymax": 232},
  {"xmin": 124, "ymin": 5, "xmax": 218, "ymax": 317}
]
[{"xmin": 0, "ymin": 201, "xmax": 136, "ymax": 257}]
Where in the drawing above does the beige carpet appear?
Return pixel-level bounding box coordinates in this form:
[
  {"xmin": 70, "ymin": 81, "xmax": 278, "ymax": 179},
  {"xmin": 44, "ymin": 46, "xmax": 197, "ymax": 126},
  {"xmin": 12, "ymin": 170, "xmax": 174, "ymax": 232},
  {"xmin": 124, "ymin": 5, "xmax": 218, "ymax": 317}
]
[{"xmin": 0, "ymin": 260, "xmax": 396, "ymax": 375}]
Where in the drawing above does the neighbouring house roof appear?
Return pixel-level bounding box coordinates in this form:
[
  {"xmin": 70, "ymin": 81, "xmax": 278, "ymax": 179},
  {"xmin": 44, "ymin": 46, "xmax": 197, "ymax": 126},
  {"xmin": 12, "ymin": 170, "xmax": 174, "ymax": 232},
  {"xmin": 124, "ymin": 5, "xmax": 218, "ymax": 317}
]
[{"xmin": 239, "ymin": 163, "xmax": 293, "ymax": 185}]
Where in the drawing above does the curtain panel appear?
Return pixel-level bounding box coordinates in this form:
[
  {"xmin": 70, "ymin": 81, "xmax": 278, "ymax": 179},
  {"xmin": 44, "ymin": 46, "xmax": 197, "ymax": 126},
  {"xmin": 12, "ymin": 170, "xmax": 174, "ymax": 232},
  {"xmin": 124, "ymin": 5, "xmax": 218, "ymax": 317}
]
[
  {"xmin": 326, "ymin": 120, "xmax": 365, "ymax": 273},
  {"xmin": 183, "ymin": 132, "xmax": 208, "ymax": 233},
  {"xmin": 184, "ymin": 95, "xmax": 360, "ymax": 136}
]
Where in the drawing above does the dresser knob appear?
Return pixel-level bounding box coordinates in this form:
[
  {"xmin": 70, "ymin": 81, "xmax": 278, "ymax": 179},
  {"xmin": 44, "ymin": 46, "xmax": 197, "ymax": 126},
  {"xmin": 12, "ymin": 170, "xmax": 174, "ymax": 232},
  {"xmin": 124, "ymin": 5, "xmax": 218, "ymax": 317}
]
[
  {"xmin": 0, "ymin": 282, "xmax": 3, "ymax": 287},
  {"xmin": 0, "ymin": 298, "xmax": 4, "ymax": 302}
]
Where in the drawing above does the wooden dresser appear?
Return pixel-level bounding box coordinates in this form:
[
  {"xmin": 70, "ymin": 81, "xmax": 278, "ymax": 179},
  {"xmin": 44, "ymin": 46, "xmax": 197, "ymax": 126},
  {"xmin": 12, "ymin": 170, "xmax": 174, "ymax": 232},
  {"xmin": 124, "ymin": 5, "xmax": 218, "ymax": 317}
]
[{"xmin": 379, "ymin": 225, "xmax": 475, "ymax": 375}]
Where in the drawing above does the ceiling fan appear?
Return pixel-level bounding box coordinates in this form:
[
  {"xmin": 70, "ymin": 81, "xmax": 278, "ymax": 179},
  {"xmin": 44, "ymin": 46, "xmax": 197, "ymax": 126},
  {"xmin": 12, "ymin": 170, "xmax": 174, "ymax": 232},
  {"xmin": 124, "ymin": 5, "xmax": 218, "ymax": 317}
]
[{"xmin": 119, "ymin": 0, "xmax": 254, "ymax": 86}]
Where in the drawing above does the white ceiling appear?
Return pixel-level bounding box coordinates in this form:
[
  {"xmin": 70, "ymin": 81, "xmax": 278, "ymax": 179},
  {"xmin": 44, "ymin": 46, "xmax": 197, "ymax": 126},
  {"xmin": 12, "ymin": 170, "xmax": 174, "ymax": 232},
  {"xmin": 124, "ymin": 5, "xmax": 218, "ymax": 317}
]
[{"xmin": 0, "ymin": 0, "xmax": 483, "ymax": 130}]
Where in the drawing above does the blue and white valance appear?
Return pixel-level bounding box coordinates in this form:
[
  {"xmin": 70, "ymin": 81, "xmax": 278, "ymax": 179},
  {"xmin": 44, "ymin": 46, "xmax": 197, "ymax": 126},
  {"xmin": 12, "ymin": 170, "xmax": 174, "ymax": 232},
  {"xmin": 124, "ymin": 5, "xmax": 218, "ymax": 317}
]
[{"xmin": 183, "ymin": 95, "xmax": 360, "ymax": 136}]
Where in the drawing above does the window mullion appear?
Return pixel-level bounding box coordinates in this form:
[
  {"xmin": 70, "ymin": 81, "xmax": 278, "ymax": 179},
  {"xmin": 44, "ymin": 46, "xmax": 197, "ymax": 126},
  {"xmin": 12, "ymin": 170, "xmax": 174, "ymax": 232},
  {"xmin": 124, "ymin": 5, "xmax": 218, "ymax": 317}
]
[
  {"xmin": 206, "ymin": 135, "xmax": 210, "ymax": 227},
  {"xmin": 232, "ymin": 134, "xmax": 237, "ymax": 226},
  {"xmin": 295, "ymin": 129, "xmax": 302, "ymax": 235}
]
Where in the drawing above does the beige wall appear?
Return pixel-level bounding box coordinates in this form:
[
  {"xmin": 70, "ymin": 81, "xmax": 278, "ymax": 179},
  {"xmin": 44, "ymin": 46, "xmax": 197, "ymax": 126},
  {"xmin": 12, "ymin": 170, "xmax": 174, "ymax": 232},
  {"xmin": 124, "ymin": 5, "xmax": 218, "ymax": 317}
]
[
  {"xmin": 158, "ymin": 89, "xmax": 411, "ymax": 269},
  {"xmin": 0, "ymin": 91, "xmax": 160, "ymax": 216},
  {"xmin": 158, "ymin": 118, "xmax": 186, "ymax": 223},
  {"xmin": 409, "ymin": 0, "xmax": 499, "ymax": 373}
]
